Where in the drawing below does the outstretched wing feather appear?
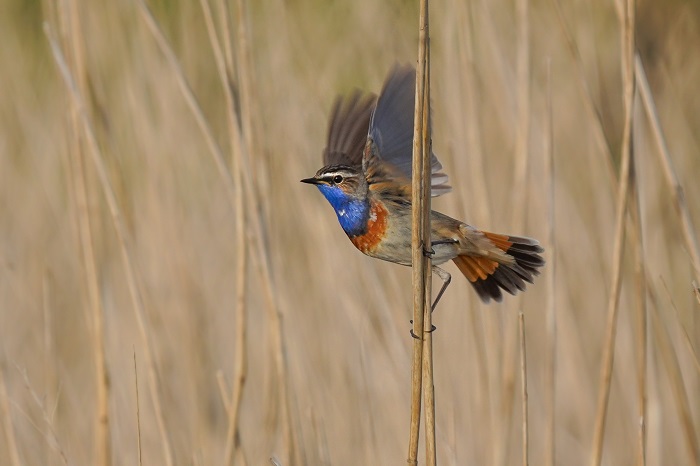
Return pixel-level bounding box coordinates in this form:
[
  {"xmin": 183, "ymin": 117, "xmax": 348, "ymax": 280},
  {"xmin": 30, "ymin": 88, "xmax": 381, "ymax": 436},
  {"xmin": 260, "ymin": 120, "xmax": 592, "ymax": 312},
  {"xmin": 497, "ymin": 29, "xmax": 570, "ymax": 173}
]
[
  {"xmin": 323, "ymin": 90, "xmax": 377, "ymax": 167},
  {"xmin": 365, "ymin": 64, "xmax": 451, "ymax": 197}
]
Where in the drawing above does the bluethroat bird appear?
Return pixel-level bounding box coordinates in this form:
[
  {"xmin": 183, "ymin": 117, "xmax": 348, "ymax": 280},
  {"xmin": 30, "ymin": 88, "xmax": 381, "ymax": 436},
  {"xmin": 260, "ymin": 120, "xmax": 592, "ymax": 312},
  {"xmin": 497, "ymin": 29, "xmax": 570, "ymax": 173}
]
[{"xmin": 302, "ymin": 64, "xmax": 544, "ymax": 306}]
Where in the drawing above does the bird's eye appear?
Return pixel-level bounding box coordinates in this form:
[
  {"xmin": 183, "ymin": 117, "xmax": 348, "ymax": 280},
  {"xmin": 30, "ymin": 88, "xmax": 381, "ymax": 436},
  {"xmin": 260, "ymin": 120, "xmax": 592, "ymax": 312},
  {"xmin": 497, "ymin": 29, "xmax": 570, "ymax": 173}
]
[{"xmin": 333, "ymin": 175, "xmax": 343, "ymax": 184}]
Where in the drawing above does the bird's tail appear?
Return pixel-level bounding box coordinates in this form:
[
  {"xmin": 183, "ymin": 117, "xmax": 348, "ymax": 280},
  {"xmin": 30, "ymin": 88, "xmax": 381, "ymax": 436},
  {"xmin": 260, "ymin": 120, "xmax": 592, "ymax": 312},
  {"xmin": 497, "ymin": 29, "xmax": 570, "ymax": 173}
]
[{"xmin": 452, "ymin": 231, "xmax": 544, "ymax": 303}]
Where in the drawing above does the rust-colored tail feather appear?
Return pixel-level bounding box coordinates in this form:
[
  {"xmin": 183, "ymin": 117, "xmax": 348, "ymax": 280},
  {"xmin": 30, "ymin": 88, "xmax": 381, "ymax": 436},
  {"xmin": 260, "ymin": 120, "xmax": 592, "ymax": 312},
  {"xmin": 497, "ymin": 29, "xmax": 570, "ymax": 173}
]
[{"xmin": 453, "ymin": 232, "xmax": 545, "ymax": 303}]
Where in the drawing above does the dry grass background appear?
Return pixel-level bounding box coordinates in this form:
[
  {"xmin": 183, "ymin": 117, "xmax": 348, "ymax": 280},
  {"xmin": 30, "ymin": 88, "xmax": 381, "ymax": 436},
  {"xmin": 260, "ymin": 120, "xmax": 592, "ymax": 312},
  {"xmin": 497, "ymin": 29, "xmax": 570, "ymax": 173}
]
[{"xmin": 0, "ymin": 0, "xmax": 699, "ymax": 465}]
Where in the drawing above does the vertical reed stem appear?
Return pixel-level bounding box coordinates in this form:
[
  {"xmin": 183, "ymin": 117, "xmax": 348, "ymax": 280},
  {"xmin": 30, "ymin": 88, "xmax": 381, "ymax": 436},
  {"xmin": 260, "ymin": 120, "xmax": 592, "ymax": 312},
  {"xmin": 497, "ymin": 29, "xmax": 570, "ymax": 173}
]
[
  {"xmin": 628, "ymin": 141, "xmax": 647, "ymax": 466},
  {"xmin": 45, "ymin": 26, "xmax": 175, "ymax": 466},
  {"xmin": 421, "ymin": 40, "xmax": 436, "ymax": 466},
  {"xmin": 408, "ymin": 0, "xmax": 432, "ymax": 462},
  {"xmin": 0, "ymin": 364, "xmax": 21, "ymax": 466},
  {"xmin": 543, "ymin": 58, "xmax": 557, "ymax": 466},
  {"xmin": 635, "ymin": 56, "xmax": 700, "ymax": 286},
  {"xmin": 55, "ymin": 2, "xmax": 112, "ymax": 464},
  {"xmin": 197, "ymin": 1, "xmax": 250, "ymax": 463},
  {"xmin": 519, "ymin": 311, "xmax": 529, "ymax": 466},
  {"xmin": 589, "ymin": 1, "xmax": 635, "ymax": 464}
]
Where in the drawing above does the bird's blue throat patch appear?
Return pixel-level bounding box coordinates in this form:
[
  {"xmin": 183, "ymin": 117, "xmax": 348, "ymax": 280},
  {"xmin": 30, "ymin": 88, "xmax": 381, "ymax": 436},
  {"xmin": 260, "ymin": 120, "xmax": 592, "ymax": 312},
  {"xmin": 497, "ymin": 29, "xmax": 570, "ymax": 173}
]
[{"xmin": 316, "ymin": 185, "xmax": 369, "ymax": 236}]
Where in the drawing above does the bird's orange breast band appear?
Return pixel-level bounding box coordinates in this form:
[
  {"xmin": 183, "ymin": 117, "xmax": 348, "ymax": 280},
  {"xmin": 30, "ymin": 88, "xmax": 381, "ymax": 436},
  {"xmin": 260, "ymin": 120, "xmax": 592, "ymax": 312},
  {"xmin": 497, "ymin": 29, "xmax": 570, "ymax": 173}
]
[{"xmin": 350, "ymin": 201, "xmax": 388, "ymax": 254}]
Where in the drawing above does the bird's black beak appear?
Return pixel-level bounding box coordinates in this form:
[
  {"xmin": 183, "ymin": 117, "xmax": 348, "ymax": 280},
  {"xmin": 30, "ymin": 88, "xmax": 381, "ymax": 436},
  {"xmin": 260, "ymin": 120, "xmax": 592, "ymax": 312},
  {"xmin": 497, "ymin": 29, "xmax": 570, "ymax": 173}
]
[{"xmin": 300, "ymin": 177, "xmax": 321, "ymax": 185}]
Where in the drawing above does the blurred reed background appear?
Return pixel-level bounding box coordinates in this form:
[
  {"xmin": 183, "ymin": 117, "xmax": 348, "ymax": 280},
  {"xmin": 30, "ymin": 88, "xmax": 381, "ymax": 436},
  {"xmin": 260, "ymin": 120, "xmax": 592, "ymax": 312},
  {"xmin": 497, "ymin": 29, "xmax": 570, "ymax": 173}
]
[{"xmin": 0, "ymin": 0, "xmax": 699, "ymax": 465}]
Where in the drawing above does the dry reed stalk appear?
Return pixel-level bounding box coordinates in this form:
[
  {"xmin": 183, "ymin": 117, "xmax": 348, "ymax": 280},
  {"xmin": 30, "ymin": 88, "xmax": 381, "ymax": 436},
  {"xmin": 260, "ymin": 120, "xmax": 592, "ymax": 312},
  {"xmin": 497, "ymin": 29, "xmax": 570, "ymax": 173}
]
[
  {"xmin": 659, "ymin": 279, "xmax": 700, "ymax": 379},
  {"xmin": 136, "ymin": 2, "xmax": 295, "ymax": 463},
  {"xmin": 589, "ymin": 1, "xmax": 635, "ymax": 465},
  {"xmin": 232, "ymin": 0, "xmax": 261, "ymax": 175},
  {"xmin": 44, "ymin": 26, "xmax": 175, "ymax": 466},
  {"xmin": 216, "ymin": 371, "xmax": 232, "ymax": 414},
  {"xmin": 421, "ymin": 42, "xmax": 437, "ymax": 466},
  {"xmin": 196, "ymin": 1, "xmax": 249, "ymax": 464},
  {"xmin": 648, "ymin": 286, "xmax": 700, "ymax": 464},
  {"xmin": 226, "ymin": 0, "xmax": 299, "ymax": 461},
  {"xmin": 628, "ymin": 142, "xmax": 647, "ymax": 466},
  {"xmin": 309, "ymin": 406, "xmax": 331, "ymax": 466},
  {"xmin": 635, "ymin": 56, "xmax": 700, "ymax": 286},
  {"xmin": 500, "ymin": 83, "xmax": 532, "ymax": 462},
  {"xmin": 17, "ymin": 366, "xmax": 69, "ymax": 466},
  {"xmin": 500, "ymin": 3, "xmax": 530, "ymax": 462},
  {"xmin": 518, "ymin": 311, "xmax": 529, "ymax": 466},
  {"xmin": 552, "ymin": 0, "xmax": 616, "ymax": 190},
  {"xmin": 457, "ymin": 0, "xmax": 490, "ymax": 226},
  {"xmin": 408, "ymin": 0, "xmax": 433, "ymax": 462},
  {"xmin": 133, "ymin": 351, "xmax": 143, "ymax": 466},
  {"xmin": 455, "ymin": 7, "xmax": 494, "ymax": 459},
  {"xmin": 543, "ymin": 58, "xmax": 557, "ymax": 466},
  {"xmin": 136, "ymin": 0, "xmax": 233, "ymax": 201},
  {"xmin": 42, "ymin": 271, "xmax": 58, "ymax": 466},
  {"xmin": 0, "ymin": 364, "xmax": 21, "ymax": 466},
  {"xmin": 55, "ymin": 2, "xmax": 112, "ymax": 464},
  {"xmin": 473, "ymin": 1, "xmax": 515, "ymax": 122},
  {"xmin": 497, "ymin": 314, "xmax": 518, "ymax": 466},
  {"xmin": 512, "ymin": 0, "xmax": 530, "ymax": 232}
]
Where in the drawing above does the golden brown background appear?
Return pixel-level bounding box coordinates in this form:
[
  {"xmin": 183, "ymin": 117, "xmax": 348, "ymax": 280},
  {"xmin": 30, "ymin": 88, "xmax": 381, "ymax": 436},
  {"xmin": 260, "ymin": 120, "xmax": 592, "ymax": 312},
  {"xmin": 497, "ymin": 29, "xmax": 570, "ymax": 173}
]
[{"xmin": 0, "ymin": 0, "xmax": 699, "ymax": 465}]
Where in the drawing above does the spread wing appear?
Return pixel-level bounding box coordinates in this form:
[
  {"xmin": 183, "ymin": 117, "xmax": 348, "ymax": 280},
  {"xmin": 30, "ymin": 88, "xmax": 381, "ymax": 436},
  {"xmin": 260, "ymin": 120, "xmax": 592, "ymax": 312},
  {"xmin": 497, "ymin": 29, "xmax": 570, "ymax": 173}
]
[
  {"xmin": 364, "ymin": 64, "xmax": 451, "ymax": 197},
  {"xmin": 323, "ymin": 90, "xmax": 377, "ymax": 167}
]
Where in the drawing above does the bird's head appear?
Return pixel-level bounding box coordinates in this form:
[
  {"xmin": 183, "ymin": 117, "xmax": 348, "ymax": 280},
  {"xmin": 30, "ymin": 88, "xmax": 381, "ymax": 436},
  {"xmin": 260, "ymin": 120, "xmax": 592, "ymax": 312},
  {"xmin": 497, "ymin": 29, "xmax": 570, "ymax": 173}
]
[{"xmin": 301, "ymin": 165, "xmax": 368, "ymax": 209}]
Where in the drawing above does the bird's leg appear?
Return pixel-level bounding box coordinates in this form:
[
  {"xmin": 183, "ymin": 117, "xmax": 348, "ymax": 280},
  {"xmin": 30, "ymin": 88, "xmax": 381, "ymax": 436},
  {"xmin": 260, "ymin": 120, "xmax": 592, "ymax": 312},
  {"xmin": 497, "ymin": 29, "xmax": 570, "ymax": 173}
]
[
  {"xmin": 431, "ymin": 265, "xmax": 451, "ymax": 312},
  {"xmin": 412, "ymin": 243, "xmax": 456, "ymax": 337},
  {"xmin": 410, "ymin": 266, "xmax": 451, "ymax": 337},
  {"xmin": 428, "ymin": 239, "xmax": 457, "ymax": 312}
]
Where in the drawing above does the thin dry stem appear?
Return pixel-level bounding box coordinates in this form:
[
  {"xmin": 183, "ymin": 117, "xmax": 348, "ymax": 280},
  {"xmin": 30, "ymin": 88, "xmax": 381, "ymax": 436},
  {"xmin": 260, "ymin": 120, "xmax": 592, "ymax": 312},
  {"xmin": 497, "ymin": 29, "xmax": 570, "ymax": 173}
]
[
  {"xmin": 518, "ymin": 311, "xmax": 529, "ymax": 466},
  {"xmin": 197, "ymin": 1, "xmax": 250, "ymax": 464},
  {"xmin": 552, "ymin": 0, "xmax": 616, "ymax": 190},
  {"xmin": 648, "ymin": 286, "xmax": 700, "ymax": 464},
  {"xmin": 497, "ymin": 314, "xmax": 518, "ymax": 466},
  {"xmin": 233, "ymin": 0, "xmax": 261, "ymax": 171},
  {"xmin": 512, "ymin": 0, "xmax": 530, "ymax": 231},
  {"xmin": 228, "ymin": 0, "xmax": 255, "ymax": 461},
  {"xmin": 635, "ymin": 55, "xmax": 700, "ymax": 286},
  {"xmin": 0, "ymin": 364, "xmax": 21, "ymax": 466},
  {"xmin": 136, "ymin": 2, "xmax": 294, "ymax": 463},
  {"xmin": 309, "ymin": 407, "xmax": 331, "ymax": 466},
  {"xmin": 628, "ymin": 137, "xmax": 647, "ymax": 466},
  {"xmin": 45, "ymin": 25, "xmax": 174, "ymax": 466},
  {"xmin": 17, "ymin": 366, "xmax": 69, "ymax": 466},
  {"xmin": 457, "ymin": 6, "xmax": 495, "ymax": 461},
  {"xmin": 501, "ymin": 3, "xmax": 530, "ymax": 461},
  {"xmin": 133, "ymin": 351, "xmax": 143, "ymax": 466},
  {"xmin": 216, "ymin": 371, "xmax": 232, "ymax": 414},
  {"xmin": 408, "ymin": 0, "xmax": 432, "ymax": 462},
  {"xmin": 458, "ymin": 1, "xmax": 490, "ymax": 226},
  {"xmin": 42, "ymin": 271, "xmax": 57, "ymax": 466},
  {"xmin": 56, "ymin": 2, "xmax": 111, "ymax": 464},
  {"xmin": 589, "ymin": 1, "xmax": 635, "ymax": 465},
  {"xmin": 659, "ymin": 279, "xmax": 700, "ymax": 377},
  {"xmin": 227, "ymin": 0, "xmax": 294, "ymax": 460},
  {"xmin": 421, "ymin": 42, "xmax": 436, "ymax": 466},
  {"xmin": 544, "ymin": 57, "xmax": 557, "ymax": 466}
]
